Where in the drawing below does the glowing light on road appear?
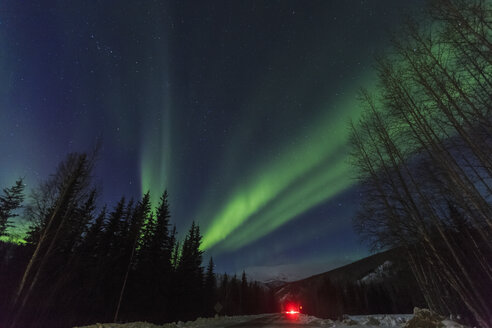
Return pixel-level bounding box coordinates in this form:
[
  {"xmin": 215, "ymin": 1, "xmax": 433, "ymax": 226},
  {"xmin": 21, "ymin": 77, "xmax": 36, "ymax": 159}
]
[
  {"xmin": 285, "ymin": 310, "xmax": 300, "ymax": 314},
  {"xmin": 284, "ymin": 302, "xmax": 302, "ymax": 319}
]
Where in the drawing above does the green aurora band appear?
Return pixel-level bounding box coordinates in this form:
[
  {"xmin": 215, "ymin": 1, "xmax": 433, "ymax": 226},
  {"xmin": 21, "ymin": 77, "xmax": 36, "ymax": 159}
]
[
  {"xmin": 138, "ymin": 8, "xmax": 174, "ymax": 207},
  {"xmin": 137, "ymin": 51, "xmax": 376, "ymax": 253},
  {"xmin": 140, "ymin": 102, "xmax": 173, "ymax": 207},
  {"xmin": 199, "ymin": 85, "xmax": 368, "ymax": 251},
  {"xmin": 133, "ymin": 2, "xmax": 407, "ymax": 256}
]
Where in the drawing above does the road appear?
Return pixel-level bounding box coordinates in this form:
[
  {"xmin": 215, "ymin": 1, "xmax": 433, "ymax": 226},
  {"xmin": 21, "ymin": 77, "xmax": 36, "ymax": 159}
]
[{"xmin": 229, "ymin": 313, "xmax": 318, "ymax": 327}]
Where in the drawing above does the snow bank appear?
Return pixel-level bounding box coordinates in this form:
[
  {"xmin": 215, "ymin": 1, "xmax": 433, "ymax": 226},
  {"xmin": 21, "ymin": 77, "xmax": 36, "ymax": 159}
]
[
  {"xmin": 349, "ymin": 314, "xmax": 413, "ymax": 327},
  {"xmin": 167, "ymin": 314, "xmax": 267, "ymax": 328},
  {"xmin": 76, "ymin": 311, "xmax": 466, "ymax": 328},
  {"xmin": 294, "ymin": 313, "xmax": 415, "ymax": 327},
  {"xmin": 75, "ymin": 314, "xmax": 267, "ymax": 328},
  {"xmin": 403, "ymin": 308, "xmax": 467, "ymax": 328}
]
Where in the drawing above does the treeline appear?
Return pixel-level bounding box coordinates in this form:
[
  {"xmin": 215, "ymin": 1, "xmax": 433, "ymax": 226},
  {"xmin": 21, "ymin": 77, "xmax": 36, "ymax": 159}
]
[
  {"xmin": 0, "ymin": 153, "xmax": 273, "ymax": 328},
  {"xmin": 349, "ymin": 0, "xmax": 491, "ymax": 327},
  {"xmin": 280, "ymin": 253, "xmax": 425, "ymax": 320},
  {"xmin": 305, "ymin": 278, "xmax": 418, "ymax": 319},
  {"xmin": 215, "ymin": 272, "xmax": 277, "ymax": 316},
  {"xmin": 312, "ymin": 270, "xmax": 422, "ymax": 319}
]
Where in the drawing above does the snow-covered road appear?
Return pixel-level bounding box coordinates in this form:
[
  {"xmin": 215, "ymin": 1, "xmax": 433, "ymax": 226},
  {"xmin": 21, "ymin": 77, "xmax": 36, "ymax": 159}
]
[
  {"xmin": 78, "ymin": 313, "xmax": 413, "ymax": 328},
  {"xmin": 77, "ymin": 310, "xmax": 465, "ymax": 328},
  {"xmin": 227, "ymin": 313, "xmax": 324, "ymax": 327},
  {"xmin": 228, "ymin": 313, "xmax": 416, "ymax": 328}
]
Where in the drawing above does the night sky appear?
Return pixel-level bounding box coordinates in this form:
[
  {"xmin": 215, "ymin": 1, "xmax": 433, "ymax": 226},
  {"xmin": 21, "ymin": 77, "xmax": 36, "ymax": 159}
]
[{"xmin": 0, "ymin": 1, "xmax": 422, "ymax": 280}]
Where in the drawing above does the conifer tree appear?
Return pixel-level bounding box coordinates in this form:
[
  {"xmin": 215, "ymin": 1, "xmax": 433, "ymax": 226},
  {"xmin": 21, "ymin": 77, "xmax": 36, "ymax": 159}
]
[
  {"xmin": 177, "ymin": 221, "xmax": 204, "ymax": 320},
  {"xmin": 139, "ymin": 191, "xmax": 173, "ymax": 321},
  {"xmin": 153, "ymin": 191, "xmax": 172, "ymax": 258},
  {"xmin": 240, "ymin": 271, "xmax": 248, "ymax": 314},
  {"xmin": 114, "ymin": 192, "xmax": 150, "ymax": 322},
  {"xmin": 61, "ymin": 188, "xmax": 97, "ymax": 256},
  {"xmin": 0, "ymin": 179, "xmax": 25, "ymax": 238},
  {"xmin": 204, "ymin": 257, "xmax": 217, "ymax": 316},
  {"xmin": 83, "ymin": 206, "xmax": 107, "ymax": 258},
  {"xmin": 169, "ymin": 225, "xmax": 179, "ymax": 268},
  {"xmin": 229, "ymin": 275, "xmax": 240, "ymax": 315},
  {"xmin": 100, "ymin": 197, "xmax": 126, "ymax": 259},
  {"xmin": 219, "ymin": 273, "xmax": 229, "ymax": 314}
]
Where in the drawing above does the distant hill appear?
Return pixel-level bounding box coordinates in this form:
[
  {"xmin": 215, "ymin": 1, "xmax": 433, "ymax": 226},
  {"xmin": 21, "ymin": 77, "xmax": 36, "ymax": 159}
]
[
  {"xmin": 264, "ymin": 280, "xmax": 288, "ymax": 290},
  {"xmin": 281, "ymin": 248, "xmax": 399, "ymax": 285},
  {"xmin": 273, "ymin": 248, "xmax": 425, "ymax": 319}
]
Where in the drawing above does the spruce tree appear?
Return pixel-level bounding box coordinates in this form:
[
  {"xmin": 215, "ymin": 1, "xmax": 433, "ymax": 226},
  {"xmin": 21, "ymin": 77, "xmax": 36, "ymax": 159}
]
[
  {"xmin": 0, "ymin": 179, "xmax": 25, "ymax": 238},
  {"xmin": 177, "ymin": 221, "xmax": 204, "ymax": 320},
  {"xmin": 148, "ymin": 191, "xmax": 173, "ymax": 321},
  {"xmin": 100, "ymin": 197, "xmax": 126, "ymax": 259},
  {"xmin": 114, "ymin": 192, "xmax": 150, "ymax": 322},
  {"xmin": 61, "ymin": 188, "xmax": 97, "ymax": 256},
  {"xmin": 152, "ymin": 191, "xmax": 172, "ymax": 268},
  {"xmin": 83, "ymin": 206, "xmax": 107, "ymax": 258},
  {"xmin": 204, "ymin": 257, "xmax": 217, "ymax": 316},
  {"xmin": 169, "ymin": 226, "xmax": 179, "ymax": 268},
  {"xmin": 219, "ymin": 273, "xmax": 229, "ymax": 314},
  {"xmin": 240, "ymin": 271, "xmax": 248, "ymax": 314}
]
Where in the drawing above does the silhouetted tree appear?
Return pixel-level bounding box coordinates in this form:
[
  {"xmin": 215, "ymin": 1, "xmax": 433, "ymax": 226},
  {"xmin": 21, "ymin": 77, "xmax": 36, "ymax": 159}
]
[
  {"xmin": 114, "ymin": 192, "xmax": 150, "ymax": 322},
  {"xmin": 176, "ymin": 221, "xmax": 204, "ymax": 320},
  {"xmin": 349, "ymin": 0, "xmax": 492, "ymax": 326},
  {"xmin": 240, "ymin": 271, "xmax": 248, "ymax": 314},
  {"xmin": 0, "ymin": 154, "xmax": 276, "ymax": 327},
  {"xmin": 10, "ymin": 152, "xmax": 96, "ymax": 328},
  {"xmin": 0, "ymin": 179, "xmax": 25, "ymax": 239},
  {"xmin": 204, "ymin": 257, "xmax": 217, "ymax": 316}
]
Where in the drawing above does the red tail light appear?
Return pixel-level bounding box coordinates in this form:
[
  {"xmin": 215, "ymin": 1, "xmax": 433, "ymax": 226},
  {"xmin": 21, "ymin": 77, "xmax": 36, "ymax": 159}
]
[
  {"xmin": 286, "ymin": 310, "xmax": 299, "ymax": 314},
  {"xmin": 284, "ymin": 302, "xmax": 301, "ymax": 315}
]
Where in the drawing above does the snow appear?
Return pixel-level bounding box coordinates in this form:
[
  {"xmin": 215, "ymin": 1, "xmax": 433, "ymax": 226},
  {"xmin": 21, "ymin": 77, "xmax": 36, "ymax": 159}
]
[
  {"xmin": 75, "ymin": 314, "xmax": 268, "ymax": 328},
  {"xmin": 75, "ymin": 313, "xmax": 465, "ymax": 328},
  {"xmin": 442, "ymin": 319, "xmax": 467, "ymax": 328},
  {"xmin": 359, "ymin": 261, "xmax": 393, "ymax": 284},
  {"xmin": 349, "ymin": 314, "xmax": 414, "ymax": 326},
  {"xmin": 263, "ymin": 279, "xmax": 288, "ymax": 289}
]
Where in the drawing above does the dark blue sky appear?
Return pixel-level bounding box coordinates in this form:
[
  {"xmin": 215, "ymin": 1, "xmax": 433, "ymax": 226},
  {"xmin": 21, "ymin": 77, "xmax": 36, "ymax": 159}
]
[{"xmin": 0, "ymin": 0, "xmax": 422, "ymax": 280}]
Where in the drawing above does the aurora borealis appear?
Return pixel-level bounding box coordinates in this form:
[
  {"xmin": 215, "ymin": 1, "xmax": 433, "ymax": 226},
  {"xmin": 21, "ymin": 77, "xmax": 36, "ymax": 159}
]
[{"xmin": 0, "ymin": 1, "xmax": 422, "ymax": 279}]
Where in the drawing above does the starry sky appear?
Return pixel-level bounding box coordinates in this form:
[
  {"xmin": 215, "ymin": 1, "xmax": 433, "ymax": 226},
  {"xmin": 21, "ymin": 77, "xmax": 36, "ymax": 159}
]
[{"xmin": 0, "ymin": 0, "xmax": 422, "ymax": 280}]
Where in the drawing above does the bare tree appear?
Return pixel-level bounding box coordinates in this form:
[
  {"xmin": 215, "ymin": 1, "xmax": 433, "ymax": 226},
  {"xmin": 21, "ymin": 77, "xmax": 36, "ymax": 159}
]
[
  {"xmin": 349, "ymin": 1, "xmax": 492, "ymax": 326},
  {"xmin": 8, "ymin": 152, "xmax": 96, "ymax": 328}
]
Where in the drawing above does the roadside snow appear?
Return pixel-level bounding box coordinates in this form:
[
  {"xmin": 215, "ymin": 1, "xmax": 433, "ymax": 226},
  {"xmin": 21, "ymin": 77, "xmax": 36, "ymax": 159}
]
[
  {"xmin": 442, "ymin": 319, "xmax": 467, "ymax": 328},
  {"xmin": 76, "ymin": 312, "xmax": 464, "ymax": 328},
  {"xmin": 75, "ymin": 314, "xmax": 268, "ymax": 328},
  {"xmin": 349, "ymin": 314, "xmax": 413, "ymax": 327}
]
